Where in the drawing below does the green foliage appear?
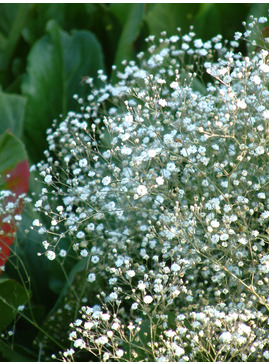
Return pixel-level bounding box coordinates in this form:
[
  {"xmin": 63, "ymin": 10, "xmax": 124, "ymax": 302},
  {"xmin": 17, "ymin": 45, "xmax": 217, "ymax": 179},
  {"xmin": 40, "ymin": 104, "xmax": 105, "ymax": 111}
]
[
  {"xmin": 21, "ymin": 19, "xmax": 104, "ymax": 163},
  {"xmin": 0, "ymin": 339, "xmax": 35, "ymax": 361},
  {"xmin": 0, "ymin": 131, "xmax": 28, "ymax": 173},
  {"xmin": 0, "ymin": 279, "xmax": 28, "ymax": 332},
  {"xmin": 0, "ymin": 92, "xmax": 26, "ymax": 138},
  {"xmin": 0, "ymin": 4, "xmax": 34, "ymax": 89},
  {"xmin": 111, "ymin": 4, "xmax": 145, "ymax": 79},
  {"xmin": 145, "ymin": 3, "xmax": 201, "ymax": 36}
]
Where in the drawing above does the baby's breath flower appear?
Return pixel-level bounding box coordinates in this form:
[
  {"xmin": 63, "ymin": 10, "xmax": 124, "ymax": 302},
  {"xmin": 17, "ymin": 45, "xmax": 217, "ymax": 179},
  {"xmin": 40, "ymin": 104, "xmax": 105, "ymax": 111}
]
[
  {"xmin": 220, "ymin": 331, "xmax": 232, "ymax": 343},
  {"xmin": 136, "ymin": 185, "xmax": 148, "ymax": 196},
  {"xmin": 32, "ymin": 15, "xmax": 269, "ymax": 363},
  {"xmin": 143, "ymin": 295, "xmax": 153, "ymax": 304},
  {"xmin": 32, "ymin": 219, "xmax": 41, "ymax": 227},
  {"xmin": 91, "ymin": 255, "xmax": 100, "ymax": 264},
  {"xmin": 59, "ymin": 249, "xmax": 67, "ymax": 257},
  {"xmin": 79, "ymin": 158, "xmax": 88, "ymax": 168},
  {"xmin": 131, "ymin": 302, "xmax": 138, "ymax": 310},
  {"xmin": 46, "ymin": 250, "xmax": 56, "ymax": 261},
  {"xmin": 74, "ymin": 338, "xmax": 86, "ymax": 348},
  {"xmin": 261, "ymin": 211, "xmax": 269, "ymax": 219},
  {"xmin": 126, "ymin": 270, "xmax": 136, "ymax": 278},
  {"xmin": 102, "ymin": 176, "xmax": 111, "ymax": 186},
  {"xmin": 44, "ymin": 175, "xmax": 52, "ymax": 184},
  {"xmin": 116, "ymin": 349, "xmax": 124, "ymax": 358},
  {"xmin": 158, "ymin": 99, "xmax": 167, "ymax": 107}
]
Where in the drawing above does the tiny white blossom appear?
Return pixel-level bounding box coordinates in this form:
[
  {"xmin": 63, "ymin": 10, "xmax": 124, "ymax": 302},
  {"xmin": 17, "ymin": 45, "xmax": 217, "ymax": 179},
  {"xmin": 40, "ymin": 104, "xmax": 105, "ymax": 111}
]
[
  {"xmin": 34, "ymin": 200, "xmax": 42, "ymax": 208},
  {"xmin": 263, "ymin": 110, "xmax": 269, "ymax": 119},
  {"xmin": 59, "ymin": 249, "xmax": 67, "ymax": 257},
  {"xmin": 80, "ymin": 249, "xmax": 88, "ymax": 257},
  {"xmin": 109, "ymin": 292, "xmax": 118, "ymax": 301},
  {"xmin": 158, "ymin": 98, "xmax": 167, "ymax": 107},
  {"xmin": 87, "ymin": 223, "xmax": 95, "ymax": 231},
  {"xmin": 126, "ymin": 270, "xmax": 136, "ymax": 278},
  {"xmin": 46, "ymin": 250, "xmax": 56, "ymax": 261},
  {"xmin": 148, "ymin": 149, "xmax": 157, "ymax": 158},
  {"xmin": 44, "ymin": 175, "xmax": 52, "ymax": 184},
  {"xmin": 261, "ymin": 211, "xmax": 269, "ymax": 219},
  {"xmin": 252, "ymin": 75, "xmax": 261, "ymax": 85},
  {"xmin": 238, "ymin": 237, "xmax": 247, "ymax": 245},
  {"xmin": 33, "ymin": 219, "xmax": 41, "ymax": 227},
  {"xmin": 138, "ymin": 281, "xmax": 146, "ymax": 291},
  {"xmin": 79, "ymin": 158, "xmax": 88, "ymax": 167},
  {"xmin": 131, "ymin": 302, "xmax": 138, "ymax": 310},
  {"xmin": 91, "ymin": 255, "xmax": 100, "ymax": 264},
  {"xmin": 87, "ymin": 273, "xmax": 96, "ymax": 282},
  {"xmin": 257, "ymin": 192, "xmax": 266, "ymax": 199},
  {"xmin": 258, "ymin": 16, "xmax": 267, "ymax": 23},
  {"xmin": 260, "ymin": 63, "xmax": 269, "ymax": 73},
  {"xmin": 171, "ymin": 263, "xmax": 180, "ymax": 272},
  {"xmin": 121, "ymin": 146, "xmax": 132, "ymax": 155},
  {"xmin": 143, "ymin": 295, "xmax": 153, "ymax": 304},
  {"xmin": 116, "ymin": 349, "xmax": 124, "ymax": 358},
  {"xmin": 220, "ymin": 331, "xmax": 232, "ymax": 343},
  {"xmin": 254, "ymin": 146, "xmax": 265, "ymax": 155},
  {"xmin": 76, "ymin": 231, "xmax": 85, "ymax": 239},
  {"xmin": 74, "ymin": 338, "xmax": 86, "ymax": 348},
  {"xmin": 237, "ymin": 100, "xmax": 247, "ymax": 109},
  {"xmin": 170, "ymin": 81, "xmax": 179, "ymax": 89},
  {"xmin": 102, "ymin": 176, "xmax": 111, "ymax": 185},
  {"xmin": 211, "ymin": 219, "xmax": 220, "ymax": 228},
  {"xmin": 169, "ymin": 35, "xmax": 179, "ymax": 42},
  {"xmin": 136, "ymin": 185, "xmax": 148, "ymax": 196},
  {"xmin": 156, "ymin": 176, "xmax": 164, "ymax": 185}
]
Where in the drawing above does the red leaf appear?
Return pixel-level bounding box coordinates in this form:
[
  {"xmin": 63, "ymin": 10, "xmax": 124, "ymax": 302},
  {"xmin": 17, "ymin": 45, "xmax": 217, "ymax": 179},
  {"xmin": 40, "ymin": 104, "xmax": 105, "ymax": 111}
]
[{"xmin": 0, "ymin": 133, "xmax": 30, "ymax": 273}]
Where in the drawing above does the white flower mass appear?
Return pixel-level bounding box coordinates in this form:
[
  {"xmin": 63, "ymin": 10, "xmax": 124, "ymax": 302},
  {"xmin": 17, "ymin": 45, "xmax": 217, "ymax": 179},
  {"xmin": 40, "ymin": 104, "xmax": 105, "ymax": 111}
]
[{"xmin": 32, "ymin": 14, "xmax": 269, "ymax": 363}]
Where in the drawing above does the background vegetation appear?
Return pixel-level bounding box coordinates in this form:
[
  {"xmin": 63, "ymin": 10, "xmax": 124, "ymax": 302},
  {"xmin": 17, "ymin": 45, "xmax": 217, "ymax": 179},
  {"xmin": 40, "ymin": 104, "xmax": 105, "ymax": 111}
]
[{"xmin": 0, "ymin": 3, "xmax": 268, "ymax": 361}]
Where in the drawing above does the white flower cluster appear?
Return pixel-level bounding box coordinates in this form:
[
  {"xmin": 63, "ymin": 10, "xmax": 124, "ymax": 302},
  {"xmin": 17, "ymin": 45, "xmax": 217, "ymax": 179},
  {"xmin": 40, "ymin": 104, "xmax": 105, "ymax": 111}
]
[
  {"xmin": 157, "ymin": 303, "xmax": 268, "ymax": 362},
  {"xmin": 33, "ymin": 14, "xmax": 269, "ymax": 362},
  {"xmin": 0, "ymin": 189, "xmax": 29, "ymax": 271}
]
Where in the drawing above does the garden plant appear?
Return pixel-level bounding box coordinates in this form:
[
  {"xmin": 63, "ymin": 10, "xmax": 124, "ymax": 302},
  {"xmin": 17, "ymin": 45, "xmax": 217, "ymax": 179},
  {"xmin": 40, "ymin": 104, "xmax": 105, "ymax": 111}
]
[{"xmin": 0, "ymin": 4, "xmax": 269, "ymax": 362}]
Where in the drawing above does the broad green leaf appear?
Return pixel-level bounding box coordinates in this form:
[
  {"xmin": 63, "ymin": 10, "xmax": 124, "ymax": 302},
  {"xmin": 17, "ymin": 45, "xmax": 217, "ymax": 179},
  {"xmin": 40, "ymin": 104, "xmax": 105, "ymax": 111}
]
[
  {"xmin": 194, "ymin": 3, "xmax": 222, "ymax": 39},
  {"xmin": 0, "ymin": 91, "xmax": 26, "ymax": 138},
  {"xmin": 21, "ymin": 20, "xmax": 104, "ymax": 163},
  {"xmin": 0, "ymin": 339, "xmax": 35, "ymax": 361},
  {"xmin": 145, "ymin": 4, "xmax": 200, "ymax": 37},
  {"xmin": 0, "ymin": 4, "xmax": 33, "ymax": 75},
  {"xmin": 0, "ymin": 278, "xmax": 28, "ymax": 331},
  {"xmin": 112, "ymin": 4, "xmax": 145, "ymax": 73},
  {"xmin": 22, "ymin": 4, "xmax": 66, "ymax": 45},
  {"xmin": 145, "ymin": 4, "xmax": 249, "ymax": 41},
  {"xmin": 110, "ymin": 3, "xmax": 134, "ymax": 27},
  {"xmin": 49, "ymin": 257, "xmax": 88, "ymax": 314},
  {"xmin": 22, "ymin": 4, "xmax": 96, "ymax": 45},
  {"xmin": 0, "ymin": 131, "xmax": 29, "ymax": 183}
]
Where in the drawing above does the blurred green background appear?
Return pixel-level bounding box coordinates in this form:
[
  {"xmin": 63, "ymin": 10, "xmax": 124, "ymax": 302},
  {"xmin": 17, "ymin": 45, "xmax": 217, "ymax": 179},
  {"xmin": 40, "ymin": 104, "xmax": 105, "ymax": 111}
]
[{"xmin": 0, "ymin": 3, "xmax": 268, "ymax": 361}]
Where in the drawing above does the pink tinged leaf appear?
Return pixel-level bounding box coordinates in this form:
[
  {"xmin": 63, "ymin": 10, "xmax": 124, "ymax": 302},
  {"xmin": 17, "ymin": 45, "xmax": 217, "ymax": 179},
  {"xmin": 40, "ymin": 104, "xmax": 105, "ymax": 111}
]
[{"xmin": 0, "ymin": 132, "xmax": 29, "ymax": 272}]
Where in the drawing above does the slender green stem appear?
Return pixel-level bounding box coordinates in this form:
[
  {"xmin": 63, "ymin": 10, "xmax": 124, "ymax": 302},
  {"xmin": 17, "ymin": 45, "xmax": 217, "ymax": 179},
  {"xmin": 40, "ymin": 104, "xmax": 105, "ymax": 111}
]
[{"xmin": 0, "ymin": 296, "xmax": 65, "ymax": 351}]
